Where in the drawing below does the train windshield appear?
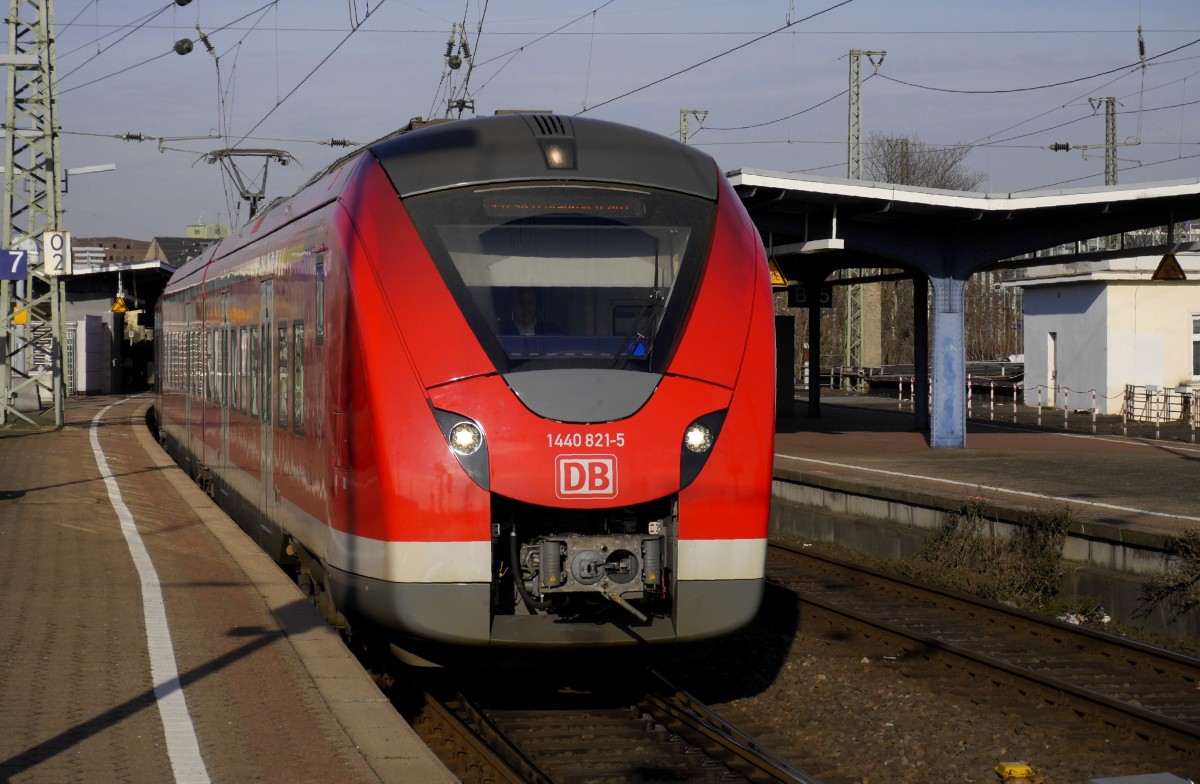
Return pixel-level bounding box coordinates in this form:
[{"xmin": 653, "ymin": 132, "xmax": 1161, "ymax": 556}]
[{"xmin": 404, "ymin": 183, "xmax": 715, "ymax": 373}]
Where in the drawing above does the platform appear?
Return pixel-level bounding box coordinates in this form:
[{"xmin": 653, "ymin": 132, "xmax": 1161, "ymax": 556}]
[
  {"xmin": 775, "ymin": 395, "xmax": 1200, "ymax": 541},
  {"xmin": 0, "ymin": 395, "xmax": 455, "ymax": 783},
  {"xmin": 772, "ymin": 396, "xmax": 1200, "ymax": 637}
]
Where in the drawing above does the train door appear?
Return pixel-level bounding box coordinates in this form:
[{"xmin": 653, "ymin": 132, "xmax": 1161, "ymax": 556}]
[
  {"xmin": 260, "ymin": 280, "xmax": 275, "ymax": 536},
  {"xmin": 184, "ymin": 294, "xmax": 195, "ymax": 472},
  {"xmin": 220, "ymin": 291, "xmax": 231, "ymax": 491},
  {"xmin": 203, "ymin": 316, "xmax": 215, "ymax": 483}
]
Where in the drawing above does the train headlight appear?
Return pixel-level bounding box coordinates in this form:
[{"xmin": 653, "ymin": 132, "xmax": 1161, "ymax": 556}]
[
  {"xmin": 449, "ymin": 422, "xmax": 484, "ymax": 455},
  {"xmin": 679, "ymin": 411, "xmax": 726, "ymax": 490},
  {"xmin": 538, "ymin": 139, "xmax": 577, "ymax": 170},
  {"xmin": 683, "ymin": 422, "xmax": 713, "ymax": 453},
  {"xmin": 433, "ymin": 409, "xmax": 490, "ymax": 491}
]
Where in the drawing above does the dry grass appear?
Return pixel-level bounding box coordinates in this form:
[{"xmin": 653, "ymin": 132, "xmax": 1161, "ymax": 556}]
[{"xmin": 893, "ymin": 499, "xmax": 1070, "ymax": 607}]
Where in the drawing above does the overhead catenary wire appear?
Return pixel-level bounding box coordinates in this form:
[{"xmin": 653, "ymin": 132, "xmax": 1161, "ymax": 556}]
[
  {"xmin": 472, "ymin": 1, "xmax": 615, "ymax": 70},
  {"xmin": 469, "ymin": 0, "xmax": 616, "ymax": 103},
  {"xmin": 57, "ymin": 0, "xmax": 98, "ymax": 37},
  {"xmin": 59, "ymin": 1, "xmax": 279, "ymax": 95},
  {"xmin": 875, "ymin": 34, "xmax": 1200, "ymax": 95},
  {"xmin": 231, "ymin": 0, "xmax": 389, "ymax": 148},
  {"xmin": 695, "ymin": 77, "xmax": 864, "ymax": 134},
  {"xmin": 1017, "ymin": 150, "xmax": 1200, "ymax": 192},
  {"xmin": 453, "ymin": 0, "xmax": 490, "ymax": 110},
  {"xmin": 57, "ymin": 3, "xmax": 174, "ymax": 82},
  {"xmin": 581, "ymin": 5, "xmax": 600, "ymax": 111},
  {"xmin": 50, "ymin": 23, "xmax": 1200, "ymax": 37},
  {"xmin": 57, "ymin": 3, "xmax": 166, "ymax": 59},
  {"xmin": 577, "ymin": 0, "xmax": 856, "ymax": 116}
]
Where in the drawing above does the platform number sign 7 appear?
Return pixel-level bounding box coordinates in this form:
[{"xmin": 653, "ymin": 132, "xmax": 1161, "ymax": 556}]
[
  {"xmin": 0, "ymin": 250, "xmax": 27, "ymax": 281},
  {"xmin": 42, "ymin": 231, "xmax": 72, "ymax": 277}
]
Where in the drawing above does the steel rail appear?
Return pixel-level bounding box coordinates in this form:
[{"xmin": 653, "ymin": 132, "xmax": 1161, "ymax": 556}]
[
  {"xmin": 646, "ymin": 670, "xmax": 824, "ymax": 784},
  {"xmin": 769, "ymin": 542, "xmax": 1200, "ymax": 753}
]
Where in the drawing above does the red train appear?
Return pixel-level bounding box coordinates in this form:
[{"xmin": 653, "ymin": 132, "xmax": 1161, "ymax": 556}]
[{"xmin": 156, "ymin": 114, "xmax": 775, "ymax": 660}]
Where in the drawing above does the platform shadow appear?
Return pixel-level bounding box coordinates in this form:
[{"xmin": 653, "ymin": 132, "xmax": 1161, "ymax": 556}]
[{"xmin": 0, "ymin": 599, "xmax": 322, "ymax": 778}]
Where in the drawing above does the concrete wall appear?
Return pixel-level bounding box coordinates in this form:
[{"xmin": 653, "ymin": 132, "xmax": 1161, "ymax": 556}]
[{"xmin": 771, "ymin": 478, "xmax": 1200, "ymax": 640}]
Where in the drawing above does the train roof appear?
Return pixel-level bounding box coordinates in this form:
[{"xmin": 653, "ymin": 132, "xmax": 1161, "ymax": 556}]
[
  {"xmin": 367, "ymin": 114, "xmax": 719, "ymax": 201},
  {"xmin": 160, "ymin": 116, "xmax": 718, "ymax": 300}
]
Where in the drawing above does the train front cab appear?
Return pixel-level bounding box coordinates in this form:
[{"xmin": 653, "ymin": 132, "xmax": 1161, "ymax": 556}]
[{"xmin": 327, "ymin": 145, "xmax": 775, "ymax": 654}]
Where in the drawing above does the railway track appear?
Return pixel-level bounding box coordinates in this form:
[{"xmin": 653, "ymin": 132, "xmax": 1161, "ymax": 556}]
[
  {"xmin": 404, "ymin": 669, "xmax": 820, "ymax": 784},
  {"xmin": 767, "ymin": 541, "xmax": 1200, "ymax": 762}
]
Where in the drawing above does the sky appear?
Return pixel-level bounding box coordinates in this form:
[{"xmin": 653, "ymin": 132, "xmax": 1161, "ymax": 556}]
[{"xmin": 27, "ymin": 0, "xmax": 1200, "ymax": 239}]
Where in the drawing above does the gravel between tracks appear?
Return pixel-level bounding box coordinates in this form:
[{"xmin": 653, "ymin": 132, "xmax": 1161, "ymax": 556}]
[{"xmin": 672, "ymin": 579, "xmax": 1196, "ymax": 783}]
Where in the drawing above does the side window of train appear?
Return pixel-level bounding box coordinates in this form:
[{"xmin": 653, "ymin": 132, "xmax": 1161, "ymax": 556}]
[
  {"xmin": 221, "ymin": 292, "xmax": 231, "ymax": 410},
  {"xmin": 220, "ymin": 328, "xmax": 229, "ymax": 409},
  {"xmin": 261, "ymin": 321, "xmax": 271, "ymax": 424},
  {"xmin": 293, "ymin": 321, "xmax": 304, "ymax": 435},
  {"xmin": 238, "ymin": 326, "xmax": 250, "ymax": 415},
  {"xmin": 277, "ymin": 320, "xmax": 289, "ymax": 430},
  {"xmin": 207, "ymin": 329, "xmax": 216, "ymax": 402},
  {"xmin": 250, "ymin": 326, "xmax": 260, "ymax": 418},
  {"xmin": 315, "ymin": 253, "xmax": 325, "ymax": 347},
  {"xmin": 229, "ymin": 328, "xmax": 238, "ymax": 411},
  {"xmin": 185, "ymin": 332, "xmax": 190, "ymax": 393},
  {"xmin": 193, "ymin": 329, "xmax": 202, "ymax": 400},
  {"xmin": 239, "ymin": 327, "xmax": 249, "ymax": 415},
  {"xmin": 260, "ymin": 279, "xmax": 272, "ymax": 425}
]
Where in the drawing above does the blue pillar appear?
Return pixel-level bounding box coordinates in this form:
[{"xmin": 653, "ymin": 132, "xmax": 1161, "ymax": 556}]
[
  {"xmin": 930, "ymin": 275, "xmax": 967, "ymax": 448},
  {"xmin": 913, "ymin": 276, "xmax": 929, "ymax": 434}
]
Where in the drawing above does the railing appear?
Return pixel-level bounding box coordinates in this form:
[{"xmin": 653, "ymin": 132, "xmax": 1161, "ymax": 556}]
[
  {"xmin": 1123, "ymin": 384, "xmax": 1199, "ymax": 437},
  {"xmin": 890, "ymin": 378, "xmax": 1199, "ymax": 442},
  {"xmin": 817, "ymin": 365, "xmax": 886, "ymax": 391}
]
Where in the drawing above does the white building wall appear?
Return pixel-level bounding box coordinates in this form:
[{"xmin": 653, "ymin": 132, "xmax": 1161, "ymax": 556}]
[
  {"xmin": 1022, "ymin": 282, "xmax": 1110, "ymax": 411},
  {"xmin": 1021, "ymin": 264, "xmax": 1200, "ymax": 415},
  {"xmin": 1106, "ymin": 282, "xmax": 1200, "ymax": 392}
]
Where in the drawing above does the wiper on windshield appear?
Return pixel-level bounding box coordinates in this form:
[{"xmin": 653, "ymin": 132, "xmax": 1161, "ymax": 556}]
[{"xmin": 611, "ymin": 288, "xmax": 664, "ymax": 369}]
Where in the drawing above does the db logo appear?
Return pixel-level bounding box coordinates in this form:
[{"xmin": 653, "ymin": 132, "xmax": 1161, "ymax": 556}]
[{"xmin": 555, "ymin": 455, "xmax": 618, "ymax": 499}]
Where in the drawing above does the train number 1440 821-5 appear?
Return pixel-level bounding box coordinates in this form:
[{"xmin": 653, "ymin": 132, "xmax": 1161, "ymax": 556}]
[{"xmin": 547, "ymin": 432, "xmax": 625, "ymax": 448}]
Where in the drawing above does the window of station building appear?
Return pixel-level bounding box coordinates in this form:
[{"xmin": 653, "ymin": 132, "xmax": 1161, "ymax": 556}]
[
  {"xmin": 277, "ymin": 320, "xmax": 289, "ymax": 430},
  {"xmin": 1192, "ymin": 314, "xmax": 1200, "ymax": 377},
  {"xmin": 293, "ymin": 321, "xmax": 304, "ymax": 434}
]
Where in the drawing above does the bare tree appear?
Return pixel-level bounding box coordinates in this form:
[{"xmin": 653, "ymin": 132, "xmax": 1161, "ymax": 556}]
[
  {"xmin": 785, "ymin": 134, "xmax": 1021, "ymax": 380},
  {"xmin": 864, "ymin": 132, "xmax": 985, "ymax": 190},
  {"xmin": 864, "ymin": 134, "xmax": 1016, "ymax": 364}
]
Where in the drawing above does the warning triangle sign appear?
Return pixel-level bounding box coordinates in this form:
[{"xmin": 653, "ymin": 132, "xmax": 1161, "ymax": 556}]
[
  {"xmin": 767, "ymin": 256, "xmax": 788, "ymax": 288},
  {"xmin": 1151, "ymin": 253, "xmax": 1187, "ymax": 281},
  {"xmin": 111, "ymin": 297, "xmax": 127, "ymax": 313}
]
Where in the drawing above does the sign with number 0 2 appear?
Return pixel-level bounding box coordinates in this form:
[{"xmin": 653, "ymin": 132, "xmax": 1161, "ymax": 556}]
[{"xmin": 42, "ymin": 231, "xmax": 72, "ymax": 277}]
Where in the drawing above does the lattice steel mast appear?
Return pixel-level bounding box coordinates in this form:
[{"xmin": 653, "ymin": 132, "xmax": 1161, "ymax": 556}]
[
  {"xmin": 843, "ymin": 49, "xmax": 884, "ymax": 385},
  {"xmin": 2, "ymin": 0, "xmax": 65, "ymax": 425}
]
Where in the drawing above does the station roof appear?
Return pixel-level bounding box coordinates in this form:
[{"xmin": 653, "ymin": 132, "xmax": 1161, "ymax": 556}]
[{"xmin": 727, "ymin": 169, "xmax": 1200, "ymax": 271}]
